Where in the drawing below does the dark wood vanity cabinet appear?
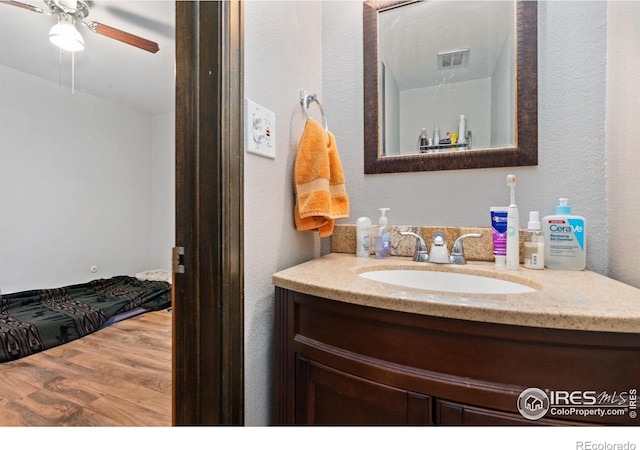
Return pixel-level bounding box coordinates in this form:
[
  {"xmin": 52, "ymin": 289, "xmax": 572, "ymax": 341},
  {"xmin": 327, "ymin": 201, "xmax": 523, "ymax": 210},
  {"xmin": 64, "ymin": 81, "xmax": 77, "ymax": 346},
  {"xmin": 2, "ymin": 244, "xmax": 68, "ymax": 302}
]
[
  {"xmin": 273, "ymin": 288, "xmax": 640, "ymax": 426},
  {"xmin": 295, "ymin": 356, "xmax": 433, "ymax": 425}
]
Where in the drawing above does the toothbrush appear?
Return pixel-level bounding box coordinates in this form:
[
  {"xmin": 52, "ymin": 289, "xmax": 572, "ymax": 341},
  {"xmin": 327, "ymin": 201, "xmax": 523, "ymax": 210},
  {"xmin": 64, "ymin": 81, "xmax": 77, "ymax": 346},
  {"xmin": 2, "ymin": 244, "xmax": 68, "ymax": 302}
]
[{"xmin": 506, "ymin": 174, "xmax": 520, "ymax": 270}]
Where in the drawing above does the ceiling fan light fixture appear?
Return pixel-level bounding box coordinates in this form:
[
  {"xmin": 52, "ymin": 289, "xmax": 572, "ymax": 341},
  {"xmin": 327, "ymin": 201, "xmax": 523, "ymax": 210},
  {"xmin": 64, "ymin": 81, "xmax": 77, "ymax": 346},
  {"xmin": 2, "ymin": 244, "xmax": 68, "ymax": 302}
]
[{"xmin": 49, "ymin": 14, "xmax": 84, "ymax": 52}]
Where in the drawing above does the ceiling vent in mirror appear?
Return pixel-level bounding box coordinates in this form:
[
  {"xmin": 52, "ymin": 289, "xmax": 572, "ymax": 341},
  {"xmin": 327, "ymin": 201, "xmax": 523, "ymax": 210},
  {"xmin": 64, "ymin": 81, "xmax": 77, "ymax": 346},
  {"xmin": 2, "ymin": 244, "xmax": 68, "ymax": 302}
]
[{"xmin": 438, "ymin": 49, "xmax": 470, "ymax": 69}]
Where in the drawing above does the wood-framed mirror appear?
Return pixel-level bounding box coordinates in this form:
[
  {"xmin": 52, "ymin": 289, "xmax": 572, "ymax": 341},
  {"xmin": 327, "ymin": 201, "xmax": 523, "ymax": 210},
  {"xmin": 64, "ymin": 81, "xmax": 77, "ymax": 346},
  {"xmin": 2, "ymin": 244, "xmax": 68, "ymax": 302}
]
[{"xmin": 364, "ymin": 0, "xmax": 537, "ymax": 174}]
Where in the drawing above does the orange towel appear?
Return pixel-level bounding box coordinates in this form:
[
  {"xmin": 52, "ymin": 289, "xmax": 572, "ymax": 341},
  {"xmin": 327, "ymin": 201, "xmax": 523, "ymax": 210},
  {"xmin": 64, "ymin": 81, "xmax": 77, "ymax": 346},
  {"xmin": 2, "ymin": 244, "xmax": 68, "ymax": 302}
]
[{"xmin": 294, "ymin": 118, "xmax": 349, "ymax": 237}]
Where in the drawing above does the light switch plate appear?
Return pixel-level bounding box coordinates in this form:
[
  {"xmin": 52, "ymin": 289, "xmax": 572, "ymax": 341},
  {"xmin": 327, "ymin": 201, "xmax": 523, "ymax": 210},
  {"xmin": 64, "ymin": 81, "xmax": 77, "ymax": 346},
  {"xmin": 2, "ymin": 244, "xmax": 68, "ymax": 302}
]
[{"xmin": 245, "ymin": 98, "xmax": 276, "ymax": 159}]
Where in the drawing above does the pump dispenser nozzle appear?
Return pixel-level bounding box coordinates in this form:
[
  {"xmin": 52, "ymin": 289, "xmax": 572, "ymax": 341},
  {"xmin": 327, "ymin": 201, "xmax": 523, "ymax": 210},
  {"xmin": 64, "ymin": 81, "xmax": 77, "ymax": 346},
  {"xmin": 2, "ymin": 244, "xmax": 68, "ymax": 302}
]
[
  {"xmin": 378, "ymin": 208, "xmax": 390, "ymax": 226},
  {"xmin": 556, "ymin": 198, "xmax": 572, "ymax": 214},
  {"xmin": 528, "ymin": 211, "xmax": 541, "ymax": 230}
]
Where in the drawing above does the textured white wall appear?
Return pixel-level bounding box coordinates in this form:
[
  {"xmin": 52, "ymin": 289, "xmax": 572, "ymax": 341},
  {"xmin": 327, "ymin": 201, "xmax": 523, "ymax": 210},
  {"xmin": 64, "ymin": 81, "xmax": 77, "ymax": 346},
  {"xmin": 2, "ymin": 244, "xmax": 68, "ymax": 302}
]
[
  {"xmin": 0, "ymin": 65, "xmax": 173, "ymax": 293},
  {"xmin": 606, "ymin": 1, "xmax": 640, "ymax": 288},
  {"xmin": 244, "ymin": 0, "xmax": 322, "ymax": 426},
  {"xmin": 149, "ymin": 111, "xmax": 175, "ymax": 271},
  {"xmin": 323, "ymin": 1, "xmax": 608, "ymax": 275}
]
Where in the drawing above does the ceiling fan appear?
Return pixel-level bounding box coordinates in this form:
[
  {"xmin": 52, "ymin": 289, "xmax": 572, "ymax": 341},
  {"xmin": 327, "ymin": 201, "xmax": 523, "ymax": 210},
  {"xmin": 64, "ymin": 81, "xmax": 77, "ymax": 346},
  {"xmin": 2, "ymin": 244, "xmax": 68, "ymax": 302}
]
[{"xmin": 0, "ymin": 0, "xmax": 160, "ymax": 53}]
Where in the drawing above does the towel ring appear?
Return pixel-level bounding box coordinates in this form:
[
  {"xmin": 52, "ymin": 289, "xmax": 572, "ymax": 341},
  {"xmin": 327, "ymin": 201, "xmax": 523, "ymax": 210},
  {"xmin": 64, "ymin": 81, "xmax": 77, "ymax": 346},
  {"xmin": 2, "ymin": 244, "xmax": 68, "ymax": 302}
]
[{"xmin": 301, "ymin": 91, "xmax": 328, "ymax": 131}]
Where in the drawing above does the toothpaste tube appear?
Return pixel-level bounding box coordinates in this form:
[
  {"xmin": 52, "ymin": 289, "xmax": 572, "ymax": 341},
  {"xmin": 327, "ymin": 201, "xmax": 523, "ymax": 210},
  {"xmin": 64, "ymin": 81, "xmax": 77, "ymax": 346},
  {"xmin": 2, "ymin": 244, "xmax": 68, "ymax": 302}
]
[{"xmin": 491, "ymin": 207, "xmax": 509, "ymax": 266}]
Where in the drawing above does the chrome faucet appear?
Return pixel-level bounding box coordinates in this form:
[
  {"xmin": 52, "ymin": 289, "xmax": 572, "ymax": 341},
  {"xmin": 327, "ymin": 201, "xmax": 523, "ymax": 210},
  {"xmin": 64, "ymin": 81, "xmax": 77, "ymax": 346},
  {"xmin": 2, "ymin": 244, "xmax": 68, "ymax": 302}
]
[
  {"xmin": 428, "ymin": 232, "xmax": 450, "ymax": 264},
  {"xmin": 398, "ymin": 231, "xmax": 428, "ymax": 262},
  {"xmin": 400, "ymin": 230, "xmax": 482, "ymax": 265}
]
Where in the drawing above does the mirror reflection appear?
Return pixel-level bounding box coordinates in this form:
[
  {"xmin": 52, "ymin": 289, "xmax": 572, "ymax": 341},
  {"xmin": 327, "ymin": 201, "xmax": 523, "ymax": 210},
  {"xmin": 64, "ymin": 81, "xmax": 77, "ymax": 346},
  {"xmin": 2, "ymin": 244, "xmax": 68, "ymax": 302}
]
[
  {"xmin": 363, "ymin": 0, "xmax": 538, "ymax": 174},
  {"xmin": 379, "ymin": 1, "xmax": 515, "ymax": 156}
]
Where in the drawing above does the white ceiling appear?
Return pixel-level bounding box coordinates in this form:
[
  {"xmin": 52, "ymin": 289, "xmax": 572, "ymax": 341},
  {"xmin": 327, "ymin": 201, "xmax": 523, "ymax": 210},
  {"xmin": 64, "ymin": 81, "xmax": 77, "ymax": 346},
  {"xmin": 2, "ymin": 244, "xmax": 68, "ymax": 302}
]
[
  {"xmin": 0, "ymin": 0, "xmax": 175, "ymax": 114},
  {"xmin": 379, "ymin": 1, "xmax": 514, "ymax": 91}
]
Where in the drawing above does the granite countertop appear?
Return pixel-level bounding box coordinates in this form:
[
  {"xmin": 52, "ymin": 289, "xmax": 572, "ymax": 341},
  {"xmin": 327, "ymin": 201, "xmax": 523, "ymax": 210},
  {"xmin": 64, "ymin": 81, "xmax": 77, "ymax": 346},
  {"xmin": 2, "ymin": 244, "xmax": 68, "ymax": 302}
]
[{"xmin": 272, "ymin": 253, "xmax": 640, "ymax": 333}]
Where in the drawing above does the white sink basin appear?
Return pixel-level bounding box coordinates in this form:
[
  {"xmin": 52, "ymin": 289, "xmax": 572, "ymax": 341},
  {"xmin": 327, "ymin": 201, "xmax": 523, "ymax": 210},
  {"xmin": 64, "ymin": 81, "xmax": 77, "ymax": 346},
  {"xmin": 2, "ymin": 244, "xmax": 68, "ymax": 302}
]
[{"xmin": 359, "ymin": 269, "xmax": 537, "ymax": 294}]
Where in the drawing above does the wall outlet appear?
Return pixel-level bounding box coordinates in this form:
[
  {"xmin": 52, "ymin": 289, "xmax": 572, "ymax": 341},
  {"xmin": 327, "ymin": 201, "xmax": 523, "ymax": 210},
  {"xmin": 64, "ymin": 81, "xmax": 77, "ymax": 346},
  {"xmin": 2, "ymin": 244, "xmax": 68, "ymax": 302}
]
[{"xmin": 245, "ymin": 98, "xmax": 276, "ymax": 159}]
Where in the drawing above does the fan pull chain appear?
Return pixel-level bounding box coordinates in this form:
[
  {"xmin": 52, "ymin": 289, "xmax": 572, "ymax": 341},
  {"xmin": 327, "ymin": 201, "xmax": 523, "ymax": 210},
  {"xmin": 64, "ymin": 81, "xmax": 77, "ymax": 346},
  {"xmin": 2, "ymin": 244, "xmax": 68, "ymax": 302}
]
[
  {"xmin": 57, "ymin": 48, "xmax": 77, "ymax": 94},
  {"xmin": 58, "ymin": 48, "xmax": 62, "ymax": 89},
  {"xmin": 72, "ymin": 51, "xmax": 75, "ymax": 94}
]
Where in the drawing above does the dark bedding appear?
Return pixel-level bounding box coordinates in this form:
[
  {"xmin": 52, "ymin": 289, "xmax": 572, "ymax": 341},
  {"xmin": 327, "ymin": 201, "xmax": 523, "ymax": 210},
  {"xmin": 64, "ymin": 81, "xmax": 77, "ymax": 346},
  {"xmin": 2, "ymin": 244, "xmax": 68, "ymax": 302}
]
[{"xmin": 0, "ymin": 276, "xmax": 171, "ymax": 363}]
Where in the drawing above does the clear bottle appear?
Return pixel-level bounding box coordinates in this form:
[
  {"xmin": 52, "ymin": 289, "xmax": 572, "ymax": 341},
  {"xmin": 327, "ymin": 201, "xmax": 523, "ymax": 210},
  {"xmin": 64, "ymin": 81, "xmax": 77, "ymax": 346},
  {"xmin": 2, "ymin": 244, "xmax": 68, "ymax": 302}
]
[
  {"xmin": 433, "ymin": 124, "xmax": 440, "ymax": 146},
  {"xmin": 523, "ymin": 211, "xmax": 545, "ymax": 270},
  {"xmin": 356, "ymin": 217, "xmax": 372, "ymax": 258},
  {"xmin": 374, "ymin": 208, "xmax": 391, "ymax": 259}
]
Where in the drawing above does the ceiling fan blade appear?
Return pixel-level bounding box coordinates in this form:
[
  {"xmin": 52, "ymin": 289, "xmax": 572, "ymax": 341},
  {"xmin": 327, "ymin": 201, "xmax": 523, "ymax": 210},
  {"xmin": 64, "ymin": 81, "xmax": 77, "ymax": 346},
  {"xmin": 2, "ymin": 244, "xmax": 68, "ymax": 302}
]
[
  {"xmin": 85, "ymin": 21, "xmax": 159, "ymax": 54},
  {"xmin": 0, "ymin": 0, "xmax": 46, "ymax": 13}
]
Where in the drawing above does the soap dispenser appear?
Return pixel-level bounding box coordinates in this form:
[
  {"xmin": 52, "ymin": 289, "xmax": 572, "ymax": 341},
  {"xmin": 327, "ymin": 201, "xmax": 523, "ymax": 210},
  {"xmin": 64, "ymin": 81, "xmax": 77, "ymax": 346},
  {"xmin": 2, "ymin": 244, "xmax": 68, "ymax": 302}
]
[{"xmin": 375, "ymin": 208, "xmax": 391, "ymax": 259}]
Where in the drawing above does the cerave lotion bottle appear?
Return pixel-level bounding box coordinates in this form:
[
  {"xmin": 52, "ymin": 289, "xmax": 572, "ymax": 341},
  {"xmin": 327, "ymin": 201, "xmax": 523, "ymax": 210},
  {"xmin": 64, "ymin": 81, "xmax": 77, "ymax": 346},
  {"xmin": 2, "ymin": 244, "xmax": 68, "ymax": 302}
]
[{"xmin": 542, "ymin": 198, "xmax": 586, "ymax": 270}]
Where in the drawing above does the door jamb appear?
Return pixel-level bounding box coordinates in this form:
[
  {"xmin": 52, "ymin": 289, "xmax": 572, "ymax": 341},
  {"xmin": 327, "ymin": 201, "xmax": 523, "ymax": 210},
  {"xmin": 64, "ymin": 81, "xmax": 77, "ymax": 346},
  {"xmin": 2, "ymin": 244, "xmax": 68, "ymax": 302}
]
[{"xmin": 172, "ymin": 0, "xmax": 244, "ymax": 425}]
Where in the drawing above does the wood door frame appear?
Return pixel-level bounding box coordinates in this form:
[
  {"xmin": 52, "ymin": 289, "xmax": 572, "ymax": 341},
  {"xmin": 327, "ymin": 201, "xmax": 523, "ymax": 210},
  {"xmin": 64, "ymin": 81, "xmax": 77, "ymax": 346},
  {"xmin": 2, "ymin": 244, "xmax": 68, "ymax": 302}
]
[{"xmin": 173, "ymin": 1, "xmax": 244, "ymax": 425}]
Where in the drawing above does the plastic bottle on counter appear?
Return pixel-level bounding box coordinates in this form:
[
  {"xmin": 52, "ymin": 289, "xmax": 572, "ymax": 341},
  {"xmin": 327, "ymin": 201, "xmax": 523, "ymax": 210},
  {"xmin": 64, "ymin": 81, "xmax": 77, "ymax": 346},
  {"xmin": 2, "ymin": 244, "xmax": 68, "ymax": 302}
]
[
  {"xmin": 374, "ymin": 208, "xmax": 391, "ymax": 259},
  {"xmin": 356, "ymin": 216, "xmax": 372, "ymax": 257},
  {"xmin": 542, "ymin": 198, "xmax": 586, "ymax": 270},
  {"xmin": 523, "ymin": 211, "xmax": 545, "ymax": 270}
]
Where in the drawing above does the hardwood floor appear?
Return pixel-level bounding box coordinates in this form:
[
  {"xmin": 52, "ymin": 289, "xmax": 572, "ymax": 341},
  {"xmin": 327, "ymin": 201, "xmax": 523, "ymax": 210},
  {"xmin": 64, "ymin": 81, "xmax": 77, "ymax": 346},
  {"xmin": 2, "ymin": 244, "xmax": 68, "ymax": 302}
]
[{"xmin": 0, "ymin": 309, "xmax": 171, "ymax": 426}]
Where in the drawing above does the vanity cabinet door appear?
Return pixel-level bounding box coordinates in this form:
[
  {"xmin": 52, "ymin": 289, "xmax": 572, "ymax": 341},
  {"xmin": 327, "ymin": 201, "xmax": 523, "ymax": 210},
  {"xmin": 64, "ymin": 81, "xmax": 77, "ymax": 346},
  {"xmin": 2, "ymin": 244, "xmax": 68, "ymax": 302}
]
[
  {"xmin": 435, "ymin": 400, "xmax": 586, "ymax": 426},
  {"xmin": 295, "ymin": 356, "xmax": 433, "ymax": 425},
  {"xmin": 436, "ymin": 399, "xmax": 539, "ymax": 425}
]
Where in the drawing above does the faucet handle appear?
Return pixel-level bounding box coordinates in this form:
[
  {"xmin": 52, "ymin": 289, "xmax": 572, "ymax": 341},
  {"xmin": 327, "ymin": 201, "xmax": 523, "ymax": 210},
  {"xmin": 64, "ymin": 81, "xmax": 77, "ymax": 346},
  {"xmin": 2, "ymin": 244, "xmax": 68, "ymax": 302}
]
[
  {"xmin": 450, "ymin": 233, "xmax": 483, "ymax": 265},
  {"xmin": 399, "ymin": 231, "xmax": 428, "ymax": 262}
]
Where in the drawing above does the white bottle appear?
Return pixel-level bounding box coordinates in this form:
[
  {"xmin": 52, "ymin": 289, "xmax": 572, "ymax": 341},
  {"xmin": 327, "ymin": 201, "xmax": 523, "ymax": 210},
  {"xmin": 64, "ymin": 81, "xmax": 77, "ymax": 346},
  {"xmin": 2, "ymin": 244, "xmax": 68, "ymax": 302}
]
[
  {"xmin": 523, "ymin": 211, "xmax": 545, "ymax": 270},
  {"xmin": 356, "ymin": 217, "xmax": 372, "ymax": 257},
  {"xmin": 458, "ymin": 115, "xmax": 467, "ymax": 150},
  {"xmin": 374, "ymin": 208, "xmax": 391, "ymax": 259},
  {"xmin": 543, "ymin": 198, "xmax": 586, "ymax": 270}
]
